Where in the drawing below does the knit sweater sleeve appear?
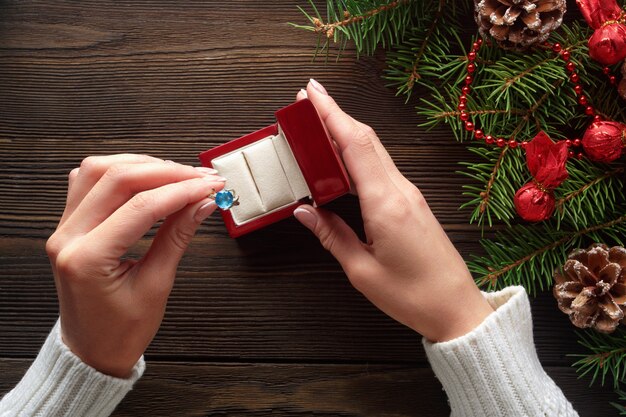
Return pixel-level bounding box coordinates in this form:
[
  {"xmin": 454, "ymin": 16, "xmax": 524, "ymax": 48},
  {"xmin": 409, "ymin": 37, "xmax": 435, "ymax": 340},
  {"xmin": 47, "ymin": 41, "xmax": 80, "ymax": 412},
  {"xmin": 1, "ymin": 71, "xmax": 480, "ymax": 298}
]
[
  {"xmin": 0, "ymin": 320, "xmax": 144, "ymax": 417},
  {"xmin": 423, "ymin": 286, "xmax": 578, "ymax": 417}
]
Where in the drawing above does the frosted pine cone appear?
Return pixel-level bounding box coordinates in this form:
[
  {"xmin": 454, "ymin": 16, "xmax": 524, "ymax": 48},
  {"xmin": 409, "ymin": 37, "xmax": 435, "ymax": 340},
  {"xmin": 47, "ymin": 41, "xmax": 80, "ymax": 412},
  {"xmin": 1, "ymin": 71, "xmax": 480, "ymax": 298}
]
[
  {"xmin": 553, "ymin": 243, "xmax": 626, "ymax": 334},
  {"xmin": 474, "ymin": 0, "xmax": 566, "ymax": 50}
]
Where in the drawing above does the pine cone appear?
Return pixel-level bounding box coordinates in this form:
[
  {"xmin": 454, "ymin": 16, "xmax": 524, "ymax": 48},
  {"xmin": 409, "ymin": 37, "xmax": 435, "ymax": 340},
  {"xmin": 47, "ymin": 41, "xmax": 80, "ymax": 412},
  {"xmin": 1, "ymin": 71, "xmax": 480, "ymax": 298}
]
[
  {"xmin": 618, "ymin": 60, "xmax": 626, "ymax": 100},
  {"xmin": 553, "ymin": 244, "xmax": 626, "ymax": 333},
  {"xmin": 474, "ymin": 0, "xmax": 566, "ymax": 50}
]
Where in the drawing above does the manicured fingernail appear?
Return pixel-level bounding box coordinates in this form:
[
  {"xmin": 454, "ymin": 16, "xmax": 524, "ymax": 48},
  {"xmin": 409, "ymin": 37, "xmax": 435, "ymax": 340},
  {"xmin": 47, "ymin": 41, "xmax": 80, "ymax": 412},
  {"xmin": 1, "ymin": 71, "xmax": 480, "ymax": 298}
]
[
  {"xmin": 309, "ymin": 78, "xmax": 328, "ymax": 95},
  {"xmin": 194, "ymin": 201, "xmax": 218, "ymax": 223},
  {"xmin": 202, "ymin": 176, "xmax": 227, "ymax": 182},
  {"xmin": 294, "ymin": 206, "xmax": 318, "ymax": 231},
  {"xmin": 195, "ymin": 167, "xmax": 218, "ymax": 175},
  {"xmin": 299, "ymin": 88, "xmax": 308, "ymax": 98}
]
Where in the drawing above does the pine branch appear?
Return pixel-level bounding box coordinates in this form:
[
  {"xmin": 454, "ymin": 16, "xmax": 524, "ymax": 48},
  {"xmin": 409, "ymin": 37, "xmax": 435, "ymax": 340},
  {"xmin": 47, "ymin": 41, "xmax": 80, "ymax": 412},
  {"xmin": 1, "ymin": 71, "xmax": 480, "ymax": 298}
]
[
  {"xmin": 403, "ymin": 0, "xmax": 446, "ymax": 91},
  {"xmin": 420, "ymin": 28, "xmax": 593, "ymax": 138},
  {"xmin": 484, "ymin": 40, "xmax": 586, "ymax": 109},
  {"xmin": 571, "ymin": 329, "xmax": 626, "ymax": 389},
  {"xmin": 458, "ymin": 144, "xmax": 526, "ymax": 228},
  {"xmin": 556, "ymin": 168, "xmax": 624, "ymax": 210},
  {"xmin": 555, "ymin": 164, "xmax": 625, "ymax": 228},
  {"xmin": 469, "ymin": 212, "xmax": 626, "ymax": 294},
  {"xmin": 477, "ymin": 146, "xmax": 509, "ymax": 224},
  {"xmin": 612, "ymin": 390, "xmax": 626, "ymax": 414},
  {"xmin": 292, "ymin": 0, "xmax": 419, "ymax": 58},
  {"xmin": 383, "ymin": 0, "xmax": 468, "ymax": 97}
]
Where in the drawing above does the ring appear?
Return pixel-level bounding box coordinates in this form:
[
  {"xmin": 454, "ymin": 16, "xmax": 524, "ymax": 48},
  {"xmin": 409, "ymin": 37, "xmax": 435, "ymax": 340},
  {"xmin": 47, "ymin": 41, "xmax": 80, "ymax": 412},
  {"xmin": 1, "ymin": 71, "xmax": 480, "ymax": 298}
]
[{"xmin": 209, "ymin": 188, "xmax": 239, "ymax": 210}]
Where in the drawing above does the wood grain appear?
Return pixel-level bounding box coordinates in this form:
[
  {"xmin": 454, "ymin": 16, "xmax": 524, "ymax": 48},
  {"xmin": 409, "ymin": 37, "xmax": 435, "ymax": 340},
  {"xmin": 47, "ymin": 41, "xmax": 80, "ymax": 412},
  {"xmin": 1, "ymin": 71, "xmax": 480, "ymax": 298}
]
[
  {"xmin": 0, "ymin": 238, "xmax": 594, "ymax": 364},
  {"xmin": 0, "ymin": 359, "xmax": 618, "ymax": 417},
  {"xmin": 0, "ymin": 141, "xmax": 484, "ymax": 236},
  {"xmin": 0, "ymin": 1, "xmax": 616, "ymax": 416}
]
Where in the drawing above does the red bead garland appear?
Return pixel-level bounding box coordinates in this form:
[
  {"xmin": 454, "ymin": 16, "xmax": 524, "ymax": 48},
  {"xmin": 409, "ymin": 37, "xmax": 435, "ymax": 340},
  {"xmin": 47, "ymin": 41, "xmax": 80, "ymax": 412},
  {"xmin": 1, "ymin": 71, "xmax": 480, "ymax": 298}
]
[{"xmin": 455, "ymin": 37, "xmax": 620, "ymax": 161}]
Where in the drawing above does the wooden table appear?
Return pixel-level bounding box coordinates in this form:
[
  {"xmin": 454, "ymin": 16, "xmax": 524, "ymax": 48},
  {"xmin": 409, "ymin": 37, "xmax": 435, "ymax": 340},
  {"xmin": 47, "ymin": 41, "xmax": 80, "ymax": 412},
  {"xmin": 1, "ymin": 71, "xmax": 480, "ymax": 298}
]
[{"xmin": 0, "ymin": 2, "xmax": 618, "ymax": 416}]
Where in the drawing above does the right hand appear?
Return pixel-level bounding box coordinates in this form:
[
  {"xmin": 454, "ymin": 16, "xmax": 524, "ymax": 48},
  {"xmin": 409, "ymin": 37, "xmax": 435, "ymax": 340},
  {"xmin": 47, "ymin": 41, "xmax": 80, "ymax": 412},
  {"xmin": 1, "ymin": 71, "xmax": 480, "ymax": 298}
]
[
  {"xmin": 46, "ymin": 155, "xmax": 224, "ymax": 377},
  {"xmin": 294, "ymin": 80, "xmax": 494, "ymax": 342}
]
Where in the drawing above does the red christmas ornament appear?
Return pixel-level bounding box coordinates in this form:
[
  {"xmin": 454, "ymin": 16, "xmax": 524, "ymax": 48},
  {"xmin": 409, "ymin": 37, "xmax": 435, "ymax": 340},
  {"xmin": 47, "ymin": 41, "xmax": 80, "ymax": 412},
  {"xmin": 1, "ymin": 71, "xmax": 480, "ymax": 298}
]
[
  {"xmin": 514, "ymin": 132, "xmax": 569, "ymax": 222},
  {"xmin": 581, "ymin": 121, "xmax": 626, "ymax": 163},
  {"xmin": 576, "ymin": 0, "xmax": 626, "ymax": 65}
]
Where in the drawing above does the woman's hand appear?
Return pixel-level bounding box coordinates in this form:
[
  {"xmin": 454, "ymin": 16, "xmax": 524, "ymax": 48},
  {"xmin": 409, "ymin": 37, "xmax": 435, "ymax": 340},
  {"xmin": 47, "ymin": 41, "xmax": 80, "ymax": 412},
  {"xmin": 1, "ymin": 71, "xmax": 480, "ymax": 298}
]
[
  {"xmin": 294, "ymin": 80, "xmax": 494, "ymax": 342},
  {"xmin": 45, "ymin": 154, "xmax": 224, "ymax": 377}
]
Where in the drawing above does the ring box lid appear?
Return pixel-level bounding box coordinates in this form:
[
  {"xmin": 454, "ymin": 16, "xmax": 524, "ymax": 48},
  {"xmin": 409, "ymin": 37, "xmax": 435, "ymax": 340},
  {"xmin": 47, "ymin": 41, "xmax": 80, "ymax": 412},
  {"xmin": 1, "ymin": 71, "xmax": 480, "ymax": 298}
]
[{"xmin": 275, "ymin": 99, "xmax": 349, "ymax": 205}]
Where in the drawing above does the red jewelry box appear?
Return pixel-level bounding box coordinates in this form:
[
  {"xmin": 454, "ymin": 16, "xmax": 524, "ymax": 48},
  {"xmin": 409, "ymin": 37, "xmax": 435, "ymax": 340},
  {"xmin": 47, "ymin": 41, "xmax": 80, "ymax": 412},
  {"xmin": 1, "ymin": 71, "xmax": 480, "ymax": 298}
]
[{"xmin": 198, "ymin": 99, "xmax": 350, "ymax": 238}]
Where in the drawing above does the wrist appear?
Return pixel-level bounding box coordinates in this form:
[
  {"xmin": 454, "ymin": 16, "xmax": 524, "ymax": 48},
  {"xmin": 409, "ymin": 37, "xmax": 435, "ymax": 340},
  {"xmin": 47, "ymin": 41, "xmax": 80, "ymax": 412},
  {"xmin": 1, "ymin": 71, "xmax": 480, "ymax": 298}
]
[
  {"xmin": 418, "ymin": 284, "xmax": 495, "ymax": 342},
  {"xmin": 60, "ymin": 329, "xmax": 138, "ymax": 379},
  {"xmin": 74, "ymin": 354, "xmax": 136, "ymax": 379}
]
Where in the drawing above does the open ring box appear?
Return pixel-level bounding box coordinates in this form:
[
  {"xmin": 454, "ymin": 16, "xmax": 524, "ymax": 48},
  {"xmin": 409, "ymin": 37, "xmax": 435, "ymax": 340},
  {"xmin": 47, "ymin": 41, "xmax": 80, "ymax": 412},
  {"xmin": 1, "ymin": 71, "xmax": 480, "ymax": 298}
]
[{"xmin": 198, "ymin": 99, "xmax": 350, "ymax": 237}]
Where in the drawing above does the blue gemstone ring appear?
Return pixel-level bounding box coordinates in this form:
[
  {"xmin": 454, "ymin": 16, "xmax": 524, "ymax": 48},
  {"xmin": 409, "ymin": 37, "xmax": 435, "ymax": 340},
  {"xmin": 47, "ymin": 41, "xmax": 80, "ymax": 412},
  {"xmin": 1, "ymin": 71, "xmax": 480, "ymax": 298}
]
[{"xmin": 210, "ymin": 188, "xmax": 239, "ymax": 210}]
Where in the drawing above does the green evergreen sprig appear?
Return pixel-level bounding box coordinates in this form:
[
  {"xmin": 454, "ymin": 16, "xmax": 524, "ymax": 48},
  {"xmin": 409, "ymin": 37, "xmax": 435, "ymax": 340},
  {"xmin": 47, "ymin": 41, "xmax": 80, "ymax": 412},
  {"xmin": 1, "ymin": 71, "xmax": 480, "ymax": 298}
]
[
  {"xmin": 555, "ymin": 163, "xmax": 625, "ymax": 229},
  {"xmin": 468, "ymin": 211, "xmax": 626, "ymax": 295},
  {"xmin": 612, "ymin": 390, "xmax": 626, "ymax": 414},
  {"xmin": 292, "ymin": 0, "xmax": 420, "ymax": 59},
  {"xmin": 384, "ymin": 0, "xmax": 467, "ymax": 98},
  {"xmin": 458, "ymin": 145, "xmax": 524, "ymax": 228},
  {"xmin": 294, "ymin": 0, "xmax": 470, "ymax": 96},
  {"xmin": 572, "ymin": 329, "xmax": 626, "ymax": 389}
]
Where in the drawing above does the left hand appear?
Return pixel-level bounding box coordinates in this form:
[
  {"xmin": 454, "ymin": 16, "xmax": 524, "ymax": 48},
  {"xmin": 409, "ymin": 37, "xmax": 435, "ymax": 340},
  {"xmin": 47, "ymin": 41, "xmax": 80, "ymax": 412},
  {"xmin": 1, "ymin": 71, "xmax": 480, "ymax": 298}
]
[{"xmin": 45, "ymin": 155, "xmax": 224, "ymax": 377}]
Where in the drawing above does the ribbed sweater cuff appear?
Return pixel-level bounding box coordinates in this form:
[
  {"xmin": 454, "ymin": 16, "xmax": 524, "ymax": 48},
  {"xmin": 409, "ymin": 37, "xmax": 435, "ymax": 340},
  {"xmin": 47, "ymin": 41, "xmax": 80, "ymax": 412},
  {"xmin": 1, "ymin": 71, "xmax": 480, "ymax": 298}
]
[
  {"xmin": 0, "ymin": 320, "xmax": 144, "ymax": 417},
  {"xmin": 423, "ymin": 286, "xmax": 577, "ymax": 417}
]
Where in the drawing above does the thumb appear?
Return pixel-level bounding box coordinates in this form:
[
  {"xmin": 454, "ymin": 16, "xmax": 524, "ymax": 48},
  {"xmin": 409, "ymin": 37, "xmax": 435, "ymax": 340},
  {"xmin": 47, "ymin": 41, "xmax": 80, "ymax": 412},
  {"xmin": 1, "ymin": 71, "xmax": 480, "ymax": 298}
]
[
  {"xmin": 138, "ymin": 198, "xmax": 217, "ymax": 295},
  {"xmin": 293, "ymin": 205, "xmax": 366, "ymax": 268}
]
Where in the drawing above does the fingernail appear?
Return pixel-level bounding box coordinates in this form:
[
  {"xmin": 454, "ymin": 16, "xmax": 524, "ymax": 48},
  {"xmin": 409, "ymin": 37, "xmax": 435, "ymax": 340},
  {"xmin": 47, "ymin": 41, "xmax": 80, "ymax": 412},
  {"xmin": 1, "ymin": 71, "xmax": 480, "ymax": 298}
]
[
  {"xmin": 194, "ymin": 201, "xmax": 217, "ymax": 223},
  {"xmin": 309, "ymin": 78, "xmax": 328, "ymax": 95},
  {"xmin": 165, "ymin": 160, "xmax": 177, "ymax": 164},
  {"xmin": 299, "ymin": 88, "xmax": 308, "ymax": 98},
  {"xmin": 202, "ymin": 176, "xmax": 227, "ymax": 182},
  {"xmin": 195, "ymin": 167, "xmax": 219, "ymax": 175},
  {"xmin": 294, "ymin": 206, "xmax": 318, "ymax": 231}
]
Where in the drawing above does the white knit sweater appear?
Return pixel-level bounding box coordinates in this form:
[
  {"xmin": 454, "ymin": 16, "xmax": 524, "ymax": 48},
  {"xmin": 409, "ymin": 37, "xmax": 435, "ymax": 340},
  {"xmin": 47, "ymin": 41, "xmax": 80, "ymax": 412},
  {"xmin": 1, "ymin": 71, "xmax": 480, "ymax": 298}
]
[{"xmin": 1, "ymin": 286, "xmax": 578, "ymax": 416}]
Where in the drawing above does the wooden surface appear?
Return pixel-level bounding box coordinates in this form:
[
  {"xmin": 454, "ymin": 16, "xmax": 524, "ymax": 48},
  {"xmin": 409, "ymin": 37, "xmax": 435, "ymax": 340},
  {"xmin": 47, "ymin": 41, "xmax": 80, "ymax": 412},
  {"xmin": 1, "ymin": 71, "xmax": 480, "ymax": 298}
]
[{"xmin": 0, "ymin": 1, "xmax": 618, "ymax": 416}]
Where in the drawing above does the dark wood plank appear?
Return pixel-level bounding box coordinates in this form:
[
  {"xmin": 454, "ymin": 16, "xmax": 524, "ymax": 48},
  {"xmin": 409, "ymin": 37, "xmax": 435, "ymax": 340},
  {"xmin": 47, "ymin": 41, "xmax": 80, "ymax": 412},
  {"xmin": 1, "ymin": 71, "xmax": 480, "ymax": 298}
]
[
  {"xmin": 0, "ymin": 236, "xmax": 593, "ymax": 364},
  {"xmin": 0, "ymin": 141, "xmax": 480, "ymax": 237},
  {"xmin": 0, "ymin": 1, "xmax": 442, "ymax": 147},
  {"xmin": 0, "ymin": 359, "xmax": 617, "ymax": 417}
]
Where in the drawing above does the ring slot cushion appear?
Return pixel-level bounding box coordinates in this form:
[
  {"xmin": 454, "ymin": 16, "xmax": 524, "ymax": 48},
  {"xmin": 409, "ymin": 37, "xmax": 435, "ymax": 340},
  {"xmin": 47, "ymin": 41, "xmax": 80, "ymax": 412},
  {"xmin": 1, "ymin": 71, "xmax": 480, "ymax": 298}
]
[
  {"xmin": 242, "ymin": 137, "xmax": 295, "ymax": 210},
  {"xmin": 271, "ymin": 134, "xmax": 309, "ymax": 200}
]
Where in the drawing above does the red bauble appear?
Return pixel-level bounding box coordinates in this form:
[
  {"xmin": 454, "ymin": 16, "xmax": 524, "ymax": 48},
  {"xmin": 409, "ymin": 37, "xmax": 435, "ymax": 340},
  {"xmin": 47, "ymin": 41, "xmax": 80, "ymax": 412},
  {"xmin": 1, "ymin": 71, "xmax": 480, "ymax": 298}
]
[
  {"xmin": 576, "ymin": 0, "xmax": 626, "ymax": 65},
  {"xmin": 514, "ymin": 132, "xmax": 569, "ymax": 222},
  {"xmin": 581, "ymin": 121, "xmax": 626, "ymax": 163},
  {"xmin": 514, "ymin": 183, "xmax": 556, "ymax": 222}
]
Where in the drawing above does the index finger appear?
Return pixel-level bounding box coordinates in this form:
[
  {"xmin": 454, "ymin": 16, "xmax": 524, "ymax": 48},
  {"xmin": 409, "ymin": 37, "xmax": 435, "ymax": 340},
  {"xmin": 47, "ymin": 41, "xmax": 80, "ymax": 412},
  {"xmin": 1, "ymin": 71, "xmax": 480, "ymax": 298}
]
[
  {"xmin": 304, "ymin": 82, "xmax": 398, "ymax": 207},
  {"xmin": 304, "ymin": 81, "xmax": 409, "ymax": 188},
  {"xmin": 86, "ymin": 176, "xmax": 224, "ymax": 265},
  {"xmin": 61, "ymin": 154, "xmax": 165, "ymax": 227}
]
